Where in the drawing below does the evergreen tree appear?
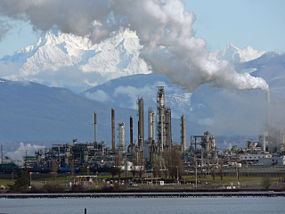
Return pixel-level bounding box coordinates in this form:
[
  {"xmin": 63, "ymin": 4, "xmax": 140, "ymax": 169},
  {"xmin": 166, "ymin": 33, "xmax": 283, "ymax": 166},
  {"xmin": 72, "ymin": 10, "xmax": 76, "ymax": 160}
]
[{"xmin": 14, "ymin": 170, "xmax": 29, "ymax": 188}]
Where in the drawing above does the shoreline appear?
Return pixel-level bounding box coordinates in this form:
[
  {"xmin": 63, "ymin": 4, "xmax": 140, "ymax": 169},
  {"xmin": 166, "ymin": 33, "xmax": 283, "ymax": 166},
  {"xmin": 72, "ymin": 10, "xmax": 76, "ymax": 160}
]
[{"xmin": 1, "ymin": 191, "xmax": 285, "ymax": 199}]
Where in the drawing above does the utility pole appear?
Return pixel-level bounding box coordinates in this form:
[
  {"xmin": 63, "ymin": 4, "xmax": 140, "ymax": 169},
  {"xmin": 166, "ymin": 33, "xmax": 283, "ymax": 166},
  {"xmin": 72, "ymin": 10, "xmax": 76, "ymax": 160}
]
[
  {"xmin": 29, "ymin": 172, "xmax": 32, "ymax": 187},
  {"xmin": 195, "ymin": 155, "xmax": 198, "ymax": 189},
  {"xmin": 220, "ymin": 159, "xmax": 224, "ymax": 182},
  {"xmin": 236, "ymin": 163, "xmax": 240, "ymax": 183},
  {"xmin": 0, "ymin": 144, "xmax": 3, "ymax": 164},
  {"xmin": 236, "ymin": 154, "xmax": 240, "ymax": 183},
  {"xmin": 25, "ymin": 150, "xmax": 28, "ymax": 169},
  {"xmin": 176, "ymin": 166, "xmax": 178, "ymax": 182},
  {"xmin": 87, "ymin": 166, "xmax": 90, "ymax": 175}
]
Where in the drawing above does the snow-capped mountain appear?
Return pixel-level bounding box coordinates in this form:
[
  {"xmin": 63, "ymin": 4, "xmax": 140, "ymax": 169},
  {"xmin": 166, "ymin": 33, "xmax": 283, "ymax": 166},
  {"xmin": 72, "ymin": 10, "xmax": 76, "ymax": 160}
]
[
  {"xmin": 0, "ymin": 29, "xmax": 150, "ymax": 92},
  {"xmin": 217, "ymin": 44, "xmax": 266, "ymax": 63},
  {"xmin": 1, "ymin": 29, "xmax": 284, "ymax": 145},
  {"xmin": 0, "ymin": 30, "xmax": 268, "ymax": 93}
]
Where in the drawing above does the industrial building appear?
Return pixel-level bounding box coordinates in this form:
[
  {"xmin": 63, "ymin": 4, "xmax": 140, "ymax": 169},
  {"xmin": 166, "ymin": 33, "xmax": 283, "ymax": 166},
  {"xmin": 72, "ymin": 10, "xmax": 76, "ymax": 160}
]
[{"xmin": 14, "ymin": 86, "xmax": 284, "ymax": 176}]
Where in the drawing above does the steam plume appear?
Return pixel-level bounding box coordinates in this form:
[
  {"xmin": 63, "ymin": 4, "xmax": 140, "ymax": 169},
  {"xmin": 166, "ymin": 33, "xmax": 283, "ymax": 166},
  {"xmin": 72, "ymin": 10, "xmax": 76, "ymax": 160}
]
[
  {"xmin": 0, "ymin": 0, "xmax": 268, "ymax": 91},
  {"xmin": 6, "ymin": 142, "xmax": 45, "ymax": 164}
]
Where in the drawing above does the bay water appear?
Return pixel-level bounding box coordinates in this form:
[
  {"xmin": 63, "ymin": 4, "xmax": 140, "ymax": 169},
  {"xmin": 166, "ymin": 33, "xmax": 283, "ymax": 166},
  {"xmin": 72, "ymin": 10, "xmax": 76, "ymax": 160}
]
[{"xmin": 0, "ymin": 197, "xmax": 284, "ymax": 214}]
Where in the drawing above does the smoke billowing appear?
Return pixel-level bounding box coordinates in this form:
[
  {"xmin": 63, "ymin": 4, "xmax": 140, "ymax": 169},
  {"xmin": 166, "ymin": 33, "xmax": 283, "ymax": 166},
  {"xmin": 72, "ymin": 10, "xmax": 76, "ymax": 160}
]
[
  {"xmin": 6, "ymin": 142, "xmax": 45, "ymax": 164},
  {"xmin": 0, "ymin": 0, "xmax": 268, "ymax": 92}
]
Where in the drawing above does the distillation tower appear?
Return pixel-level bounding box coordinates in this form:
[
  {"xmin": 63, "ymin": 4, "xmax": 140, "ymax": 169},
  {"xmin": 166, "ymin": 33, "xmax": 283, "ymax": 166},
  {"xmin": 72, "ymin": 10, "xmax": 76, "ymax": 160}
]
[
  {"xmin": 157, "ymin": 86, "xmax": 166, "ymax": 153},
  {"xmin": 148, "ymin": 108, "xmax": 155, "ymax": 142}
]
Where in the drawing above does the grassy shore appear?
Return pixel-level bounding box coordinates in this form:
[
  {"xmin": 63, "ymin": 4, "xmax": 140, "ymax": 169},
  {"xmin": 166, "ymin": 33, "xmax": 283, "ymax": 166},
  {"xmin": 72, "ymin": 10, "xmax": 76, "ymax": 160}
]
[{"xmin": 1, "ymin": 174, "xmax": 284, "ymax": 193}]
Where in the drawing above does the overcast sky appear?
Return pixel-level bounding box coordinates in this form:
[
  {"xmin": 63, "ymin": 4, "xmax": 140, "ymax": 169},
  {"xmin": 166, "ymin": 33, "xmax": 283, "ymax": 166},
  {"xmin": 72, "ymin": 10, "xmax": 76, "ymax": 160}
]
[{"xmin": 0, "ymin": 0, "xmax": 284, "ymax": 58}]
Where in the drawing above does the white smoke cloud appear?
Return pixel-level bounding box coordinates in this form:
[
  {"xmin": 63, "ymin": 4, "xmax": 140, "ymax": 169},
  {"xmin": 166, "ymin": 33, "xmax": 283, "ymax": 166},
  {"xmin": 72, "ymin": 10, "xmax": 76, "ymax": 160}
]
[
  {"xmin": 114, "ymin": 85, "xmax": 155, "ymax": 109},
  {"xmin": 6, "ymin": 142, "xmax": 45, "ymax": 164},
  {"xmin": 85, "ymin": 90, "xmax": 111, "ymax": 103},
  {"xmin": 198, "ymin": 118, "xmax": 215, "ymax": 126},
  {"xmin": 0, "ymin": 0, "xmax": 269, "ymax": 92}
]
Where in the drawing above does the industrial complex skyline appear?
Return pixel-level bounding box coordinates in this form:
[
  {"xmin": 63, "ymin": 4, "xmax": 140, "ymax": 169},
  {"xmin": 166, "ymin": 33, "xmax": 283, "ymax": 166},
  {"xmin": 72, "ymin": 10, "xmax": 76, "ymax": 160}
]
[
  {"xmin": 0, "ymin": 2, "xmax": 284, "ymax": 213},
  {"xmin": 0, "ymin": 0, "xmax": 283, "ymax": 148}
]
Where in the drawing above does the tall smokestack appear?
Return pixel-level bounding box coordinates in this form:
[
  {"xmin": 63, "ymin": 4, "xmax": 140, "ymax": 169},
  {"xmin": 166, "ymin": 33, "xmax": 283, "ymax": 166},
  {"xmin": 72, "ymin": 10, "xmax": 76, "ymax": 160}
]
[
  {"xmin": 165, "ymin": 108, "xmax": 172, "ymax": 149},
  {"xmin": 265, "ymin": 89, "xmax": 271, "ymax": 141},
  {"xmin": 262, "ymin": 89, "xmax": 271, "ymax": 152},
  {"xmin": 130, "ymin": 116, "xmax": 133, "ymax": 146},
  {"xmin": 138, "ymin": 98, "xmax": 144, "ymax": 150},
  {"xmin": 111, "ymin": 108, "xmax": 115, "ymax": 152},
  {"xmin": 181, "ymin": 115, "xmax": 186, "ymax": 152},
  {"xmin": 118, "ymin": 122, "xmax": 125, "ymax": 152},
  {"xmin": 94, "ymin": 112, "xmax": 97, "ymax": 144},
  {"xmin": 148, "ymin": 108, "xmax": 155, "ymax": 142},
  {"xmin": 266, "ymin": 90, "xmax": 271, "ymax": 129}
]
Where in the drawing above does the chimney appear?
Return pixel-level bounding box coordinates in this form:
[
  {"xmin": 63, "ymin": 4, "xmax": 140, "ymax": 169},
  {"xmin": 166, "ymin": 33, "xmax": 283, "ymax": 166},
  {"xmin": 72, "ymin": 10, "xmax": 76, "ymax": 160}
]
[
  {"xmin": 148, "ymin": 108, "xmax": 155, "ymax": 142},
  {"xmin": 94, "ymin": 112, "xmax": 97, "ymax": 144},
  {"xmin": 111, "ymin": 108, "xmax": 115, "ymax": 152},
  {"xmin": 138, "ymin": 98, "xmax": 144, "ymax": 150},
  {"xmin": 181, "ymin": 115, "xmax": 186, "ymax": 152},
  {"xmin": 130, "ymin": 116, "xmax": 133, "ymax": 146}
]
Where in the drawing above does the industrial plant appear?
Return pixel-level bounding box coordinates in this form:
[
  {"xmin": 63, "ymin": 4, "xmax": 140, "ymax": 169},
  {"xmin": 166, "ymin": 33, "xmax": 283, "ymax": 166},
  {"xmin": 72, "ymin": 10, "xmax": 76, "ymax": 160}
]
[{"xmin": 1, "ymin": 87, "xmax": 285, "ymax": 189}]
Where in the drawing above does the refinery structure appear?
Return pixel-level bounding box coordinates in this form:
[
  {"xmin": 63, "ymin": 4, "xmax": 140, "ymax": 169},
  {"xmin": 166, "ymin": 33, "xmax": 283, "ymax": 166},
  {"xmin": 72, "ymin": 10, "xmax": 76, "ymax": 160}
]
[{"xmin": 1, "ymin": 87, "xmax": 285, "ymax": 179}]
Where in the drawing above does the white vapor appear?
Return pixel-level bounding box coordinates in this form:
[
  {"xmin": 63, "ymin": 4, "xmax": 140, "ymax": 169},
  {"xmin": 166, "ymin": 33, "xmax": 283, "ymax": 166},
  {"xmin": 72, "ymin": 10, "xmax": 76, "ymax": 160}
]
[
  {"xmin": 6, "ymin": 142, "xmax": 45, "ymax": 164},
  {"xmin": 0, "ymin": 0, "xmax": 269, "ymax": 92},
  {"xmin": 85, "ymin": 90, "xmax": 111, "ymax": 103}
]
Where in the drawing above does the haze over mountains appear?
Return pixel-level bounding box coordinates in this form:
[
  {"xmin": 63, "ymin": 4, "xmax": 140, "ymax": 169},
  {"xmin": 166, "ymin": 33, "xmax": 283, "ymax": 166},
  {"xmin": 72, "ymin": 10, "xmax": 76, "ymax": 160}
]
[{"xmin": 0, "ymin": 30, "xmax": 284, "ymax": 149}]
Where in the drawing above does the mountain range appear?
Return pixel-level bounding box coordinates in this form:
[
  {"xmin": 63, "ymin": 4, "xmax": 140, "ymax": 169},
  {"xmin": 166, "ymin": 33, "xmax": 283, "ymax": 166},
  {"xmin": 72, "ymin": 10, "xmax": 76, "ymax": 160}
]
[
  {"xmin": 0, "ymin": 30, "xmax": 284, "ymax": 151},
  {"xmin": 0, "ymin": 29, "xmax": 149, "ymax": 92},
  {"xmin": 0, "ymin": 78, "xmax": 139, "ymax": 146}
]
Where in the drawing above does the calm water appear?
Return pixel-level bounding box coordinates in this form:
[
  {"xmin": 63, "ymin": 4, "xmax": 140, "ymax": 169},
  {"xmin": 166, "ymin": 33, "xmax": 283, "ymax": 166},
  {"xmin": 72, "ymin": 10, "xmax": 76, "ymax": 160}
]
[{"xmin": 0, "ymin": 197, "xmax": 284, "ymax": 214}]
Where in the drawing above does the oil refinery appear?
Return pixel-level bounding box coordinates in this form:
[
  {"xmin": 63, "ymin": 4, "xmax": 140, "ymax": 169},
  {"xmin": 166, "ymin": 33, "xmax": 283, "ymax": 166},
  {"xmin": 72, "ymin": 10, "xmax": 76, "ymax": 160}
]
[{"xmin": 0, "ymin": 87, "xmax": 285, "ymax": 185}]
